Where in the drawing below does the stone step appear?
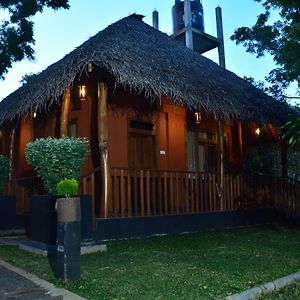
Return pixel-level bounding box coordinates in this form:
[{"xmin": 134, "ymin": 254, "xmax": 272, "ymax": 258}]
[{"xmin": 1, "ymin": 287, "xmax": 63, "ymax": 299}]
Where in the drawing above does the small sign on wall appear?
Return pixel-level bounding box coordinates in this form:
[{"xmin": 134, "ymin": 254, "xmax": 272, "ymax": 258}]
[{"xmin": 160, "ymin": 150, "xmax": 166, "ymax": 155}]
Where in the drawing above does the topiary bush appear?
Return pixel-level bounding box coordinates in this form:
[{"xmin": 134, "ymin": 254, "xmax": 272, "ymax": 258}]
[
  {"xmin": 0, "ymin": 155, "xmax": 10, "ymax": 195},
  {"xmin": 26, "ymin": 137, "xmax": 88, "ymax": 195},
  {"xmin": 57, "ymin": 179, "xmax": 78, "ymax": 198}
]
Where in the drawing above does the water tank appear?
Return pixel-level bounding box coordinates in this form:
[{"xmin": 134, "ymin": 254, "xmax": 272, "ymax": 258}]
[{"xmin": 172, "ymin": 0, "xmax": 205, "ymax": 34}]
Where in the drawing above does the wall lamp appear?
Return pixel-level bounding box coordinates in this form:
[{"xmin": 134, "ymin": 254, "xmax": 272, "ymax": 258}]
[{"xmin": 78, "ymin": 85, "xmax": 87, "ymax": 101}]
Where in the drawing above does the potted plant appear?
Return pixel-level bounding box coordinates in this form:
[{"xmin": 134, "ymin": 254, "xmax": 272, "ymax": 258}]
[
  {"xmin": 26, "ymin": 137, "xmax": 89, "ymax": 245},
  {"xmin": 0, "ymin": 155, "xmax": 17, "ymax": 230},
  {"xmin": 56, "ymin": 178, "xmax": 81, "ymax": 281}
]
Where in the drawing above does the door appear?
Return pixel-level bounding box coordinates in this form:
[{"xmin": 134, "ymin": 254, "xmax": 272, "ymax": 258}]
[{"xmin": 128, "ymin": 133, "xmax": 155, "ymax": 169}]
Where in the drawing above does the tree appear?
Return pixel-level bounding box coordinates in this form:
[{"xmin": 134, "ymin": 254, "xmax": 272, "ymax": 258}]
[
  {"xmin": 282, "ymin": 115, "xmax": 300, "ymax": 145},
  {"xmin": 231, "ymin": 0, "xmax": 300, "ymax": 98},
  {"xmin": 0, "ymin": 0, "xmax": 69, "ymax": 79}
]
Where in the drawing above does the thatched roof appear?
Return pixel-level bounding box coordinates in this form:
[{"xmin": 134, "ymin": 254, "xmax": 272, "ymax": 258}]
[{"xmin": 0, "ymin": 14, "xmax": 294, "ymax": 125}]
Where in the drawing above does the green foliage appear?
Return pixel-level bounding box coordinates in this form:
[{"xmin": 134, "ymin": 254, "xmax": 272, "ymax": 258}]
[
  {"xmin": 57, "ymin": 178, "xmax": 78, "ymax": 198},
  {"xmin": 282, "ymin": 116, "xmax": 300, "ymax": 145},
  {"xmin": 26, "ymin": 137, "xmax": 88, "ymax": 195},
  {"xmin": 0, "ymin": 0, "xmax": 69, "ymax": 79},
  {"xmin": 0, "ymin": 155, "xmax": 9, "ymax": 194},
  {"xmin": 231, "ymin": 0, "xmax": 300, "ymax": 96},
  {"xmin": 244, "ymin": 146, "xmax": 281, "ymax": 176},
  {"xmin": 244, "ymin": 145, "xmax": 300, "ymax": 180}
]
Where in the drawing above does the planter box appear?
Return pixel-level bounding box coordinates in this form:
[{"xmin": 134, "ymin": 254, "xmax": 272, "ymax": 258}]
[
  {"xmin": 30, "ymin": 195, "xmax": 93, "ymax": 246},
  {"xmin": 0, "ymin": 195, "xmax": 17, "ymax": 230},
  {"xmin": 80, "ymin": 195, "xmax": 93, "ymax": 241},
  {"xmin": 31, "ymin": 195, "xmax": 57, "ymax": 245}
]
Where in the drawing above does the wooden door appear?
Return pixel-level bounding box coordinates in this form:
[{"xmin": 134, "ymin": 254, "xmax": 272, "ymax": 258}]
[{"xmin": 129, "ymin": 133, "xmax": 155, "ymax": 169}]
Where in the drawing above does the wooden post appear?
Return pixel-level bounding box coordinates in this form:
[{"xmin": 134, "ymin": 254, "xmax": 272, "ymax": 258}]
[
  {"xmin": 98, "ymin": 82, "xmax": 111, "ymax": 218},
  {"xmin": 237, "ymin": 121, "xmax": 243, "ymax": 162},
  {"xmin": 281, "ymin": 142, "xmax": 288, "ymax": 179},
  {"xmin": 217, "ymin": 120, "xmax": 224, "ymax": 210},
  {"xmin": 8, "ymin": 128, "xmax": 15, "ymax": 195},
  {"xmin": 60, "ymin": 87, "xmax": 71, "ymax": 137}
]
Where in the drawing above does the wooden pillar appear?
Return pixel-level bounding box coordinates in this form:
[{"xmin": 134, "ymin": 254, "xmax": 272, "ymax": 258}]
[
  {"xmin": 97, "ymin": 82, "xmax": 111, "ymax": 218},
  {"xmin": 217, "ymin": 120, "xmax": 224, "ymax": 210},
  {"xmin": 60, "ymin": 87, "xmax": 71, "ymax": 137},
  {"xmin": 281, "ymin": 142, "xmax": 288, "ymax": 179},
  {"xmin": 237, "ymin": 121, "xmax": 243, "ymax": 162},
  {"xmin": 8, "ymin": 128, "xmax": 15, "ymax": 194}
]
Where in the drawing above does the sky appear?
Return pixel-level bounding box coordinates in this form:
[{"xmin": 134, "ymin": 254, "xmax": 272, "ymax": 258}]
[{"xmin": 0, "ymin": 0, "xmax": 297, "ymax": 102}]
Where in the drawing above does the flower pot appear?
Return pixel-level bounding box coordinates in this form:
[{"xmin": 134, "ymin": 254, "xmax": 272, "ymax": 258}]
[{"xmin": 56, "ymin": 197, "xmax": 81, "ymax": 282}]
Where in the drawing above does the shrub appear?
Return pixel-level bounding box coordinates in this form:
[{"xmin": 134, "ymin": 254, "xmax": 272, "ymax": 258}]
[
  {"xmin": 0, "ymin": 155, "xmax": 10, "ymax": 195},
  {"xmin": 244, "ymin": 146, "xmax": 281, "ymax": 177},
  {"xmin": 57, "ymin": 178, "xmax": 78, "ymax": 198},
  {"xmin": 26, "ymin": 137, "xmax": 88, "ymax": 195}
]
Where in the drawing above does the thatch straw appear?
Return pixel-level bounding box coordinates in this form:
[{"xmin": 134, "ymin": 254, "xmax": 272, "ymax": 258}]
[{"xmin": 0, "ymin": 14, "xmax": 294, "ymax": 126}]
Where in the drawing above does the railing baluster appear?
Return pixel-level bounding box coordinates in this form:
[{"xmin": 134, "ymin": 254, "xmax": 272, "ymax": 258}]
[
  {"xmin": 120, "ymin": 169, "xmax": 125, "ymax": 217},
  {"xmin": 127, "ymin": 169, "xmax": 132, "ymax": 217},
  {"xmin": 195, "ymin": 173, "xmax": 199, "ymax": 213},
  {"xmin": 151, "ymin": 170, "xmax": 156, "ymax": 215},
  {"xmin": 158, "ymin": 172, "xmax": 162, "ymax": 215},
  {"xmin": 170, "ymin": 172, "xmax": 174, "ymax": 215},
  {"xmin": 175, "ymin": 172, "xmax": 180, "ymax": 214},
  {"xmin": 212, "ymin": 174, "xmax": 216, "ymax": 211},
  {"xmin": 191, "ymin": 173, "xmax": 195, "ymax": 213},
  {"xmin": 164, "ymin": 172, "xmax": 168, "ymax": 214},
  {"xmin": 140, "ymin": 170, "xmax": 144, "ymax": 217},
  {"xmin": 146, "ymin": 170, "xmax": 151, "ymax": 216},
  {"xmin": 185, "ymin": 173, "xmax": 189, "ymax": 213}
]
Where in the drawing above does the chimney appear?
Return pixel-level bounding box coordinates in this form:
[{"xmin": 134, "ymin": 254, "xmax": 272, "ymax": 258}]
[
  {"xmin": 184, "ymin": 0, "xmax": 194, "ymax": 50},
  {"xmin": 216, "ymin": 6, "xmax": 226, "ymax": 68},
  {"xmin": 152, "ymin": 10, "xmax": 159, "ymax": 30}
]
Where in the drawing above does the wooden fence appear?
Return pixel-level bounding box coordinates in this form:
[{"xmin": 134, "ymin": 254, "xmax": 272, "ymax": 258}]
[
  {"xmin": 79, "ymin": 168, "xmax": 300, "ymax": 218},
  {"xmin": 9, "ymin": 168, "xmax": 300, "ymax": 218}
]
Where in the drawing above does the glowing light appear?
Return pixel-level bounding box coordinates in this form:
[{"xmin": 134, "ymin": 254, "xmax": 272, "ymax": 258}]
[
  {"xmin": 33, "ymin": 112, "xmax": 37, "ymax": 118},
  {"xmin": 78, "ymin": 85, "xmax": 87, "ymax": 101},
  {"xmin": 195, "ymin": 112, "xmax": 201, "ymax": 124},
  {"xmin": 255, "ymin": 128, "xmax": 261, "ymax": 136}
]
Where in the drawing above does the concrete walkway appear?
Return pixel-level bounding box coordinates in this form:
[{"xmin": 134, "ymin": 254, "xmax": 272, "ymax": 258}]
[
  {"xmin": 0, "ymin": 260, "xmax": 85, "ymax": 300},
  {"xmin": 222, "ymin": 271, "xmax": 300, "ymax": 300}
]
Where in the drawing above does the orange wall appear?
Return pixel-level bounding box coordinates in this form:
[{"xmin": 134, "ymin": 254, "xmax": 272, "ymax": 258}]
[
  {"xmin": 69, "ymin": 98, "xmax": 92, "ymax": 176},
  {"xmin": 108, "ymin": 109, "xmax": 128, "ymax": 168},
  {"xmin": 16, "ymin": 117, "xmax": 34, "ymax": 175}
]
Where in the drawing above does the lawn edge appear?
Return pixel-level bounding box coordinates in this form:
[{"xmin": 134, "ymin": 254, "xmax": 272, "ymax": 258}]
[
  {"xmin": 0, "ymin": 259, "xmax": 86, "ymax": 300},
  {"xmin": 222, "ymin": 271, "xmax": 300, "ymax": 300}
]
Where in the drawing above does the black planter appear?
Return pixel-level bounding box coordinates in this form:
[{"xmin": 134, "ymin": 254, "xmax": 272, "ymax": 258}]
[
  {"xmin": 0, "ymin": 195, "xmax": 17, "ymax": 230},
  {"xmin": 30, "ymin": 195, "xmax": 57, "ymax": 245},
  {"xmin": 56, "ymin": 197, "xmax": 81, "ymax": 281},
  {"xmin": 80, "ymin": 195, "xmax": 93, "ymax": 241},
  {"xmin": 30, "ymin": 195, "xmax": 93, "ymax": 246}
]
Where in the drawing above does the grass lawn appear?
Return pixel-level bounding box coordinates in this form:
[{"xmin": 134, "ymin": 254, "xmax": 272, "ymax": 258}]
[
  {"xmin": 259, "ymin": 281, "xmax": 300, "ymax": 299},
  {"xmin": 0, "ymin": 225, "xmax": 299, "ymax": 299}
]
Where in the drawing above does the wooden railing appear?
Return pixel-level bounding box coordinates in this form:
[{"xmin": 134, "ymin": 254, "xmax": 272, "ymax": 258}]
[
  {"xmin": 9, "ymin": 176, "xmax": 44, "ymax": 213},
  {"xmin": 8, "ymin": 167, "xmax": 300, "ymax": 218},
  {"xmin": 108, "ymin": 168, "xmax": 300, "ymax": 218}
]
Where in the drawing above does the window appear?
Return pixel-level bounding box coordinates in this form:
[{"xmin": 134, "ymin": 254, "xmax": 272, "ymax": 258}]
[
  {"xmin": 187, "ymin": 129, "xmax": 217, "ymax": 173},
  {"xmin": 68, "ymin": 120, "xmax": 77, "ymax": 138}
]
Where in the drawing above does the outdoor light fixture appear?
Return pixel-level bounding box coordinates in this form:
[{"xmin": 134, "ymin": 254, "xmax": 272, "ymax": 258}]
[
  {"xmin": 255, "ymin": 127, "xmax": 261, "ymax": 136},
  {"xmin": 195, "ymin": 112, "xmax": 201, "ymax": 124},
  {"xmin": 78, "ymin": 85, "xmax": 87, "ymax": 101},
  {"xmin": 33, "ymin": 112, "xmax": 37, "ymax": 119},
  {"xmin": 87, "ymin": 63, "xmax": 94, "ymax": 73}
]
